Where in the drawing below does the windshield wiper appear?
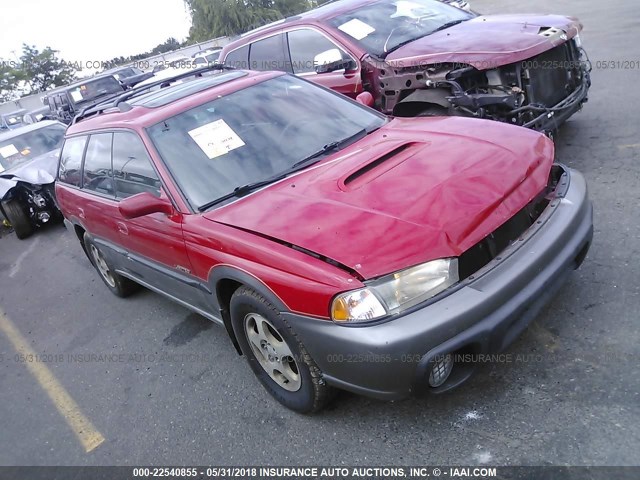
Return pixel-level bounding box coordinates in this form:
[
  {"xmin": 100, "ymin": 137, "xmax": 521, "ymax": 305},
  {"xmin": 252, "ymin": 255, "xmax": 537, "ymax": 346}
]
[
  {"xmin": 198, "ymin": 128, "xmax": 370, "ymax": 212},
  {"xmin": 431, "ymin": 19, "xmax": 466, "ymax": 33},
  {"xmin": 197, "ymin": 173, "xmax": 289, "ymax": 212},
  {"xmin": 290, "ymin": 128, "xmax": 368, "ymax": 170},
  {"xmin": 384, "ymin": 19, "xmax": 468, "ymax": 56}
]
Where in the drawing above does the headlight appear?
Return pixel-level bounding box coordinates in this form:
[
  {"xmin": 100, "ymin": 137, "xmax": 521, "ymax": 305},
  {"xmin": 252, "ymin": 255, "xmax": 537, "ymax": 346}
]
[
  {"xmin": 574, "ymin": 33, "xmax": 582, "ymax": 47},
  {"xmin": 331, "ymin": 258, "xmax": 459, "ymax": 323}
]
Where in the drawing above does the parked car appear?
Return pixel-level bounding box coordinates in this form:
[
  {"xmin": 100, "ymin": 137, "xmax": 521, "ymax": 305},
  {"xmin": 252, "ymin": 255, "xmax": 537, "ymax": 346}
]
[
  {"xmin": 220, "ymin": 0, "xmax": 590, "ymax": 133},
  {"xmin": 0, "ymin": 109, "xmax": 28, "ymax": 130},
  {"xmin": 193, "ymin": 48, "xmax": 223, "ymax": 66},
  {"xmin": 56, "ymin": 68, "xmax": 593, "ymax": 412},
  {"xmin": 0, "ymin": 121, "xmax": 66, "ymax": 238},
  {"xmin": 43, "ymin": 75, "xmax": 126, "ymax": 124},
  {"xmin": 23, "ymin": 107, "xmax": 53, "ymax": 125},
  {"xmin": 108, "ymin": 66, "xmax": 155, "ymax": 88}
]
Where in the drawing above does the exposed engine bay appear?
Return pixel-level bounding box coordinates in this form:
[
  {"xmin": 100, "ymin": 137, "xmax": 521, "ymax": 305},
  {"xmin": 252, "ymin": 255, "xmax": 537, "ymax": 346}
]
[{"xmin": 378, "ymin": 37, "xmax": 591, "ymax": 133}]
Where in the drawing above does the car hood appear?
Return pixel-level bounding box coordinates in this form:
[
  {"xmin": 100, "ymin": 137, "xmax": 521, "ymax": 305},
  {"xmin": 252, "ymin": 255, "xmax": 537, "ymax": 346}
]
[
  {"xmin": 203, "ymin": 117, "xmax": 553, "ymax": 279},
  {"xmin": 0, "ymin": 149, "xmax": 59, "ymax": 198},
  {"xmin": 385, "ymin": 14, "xmax": 582, "ymax": 69}
]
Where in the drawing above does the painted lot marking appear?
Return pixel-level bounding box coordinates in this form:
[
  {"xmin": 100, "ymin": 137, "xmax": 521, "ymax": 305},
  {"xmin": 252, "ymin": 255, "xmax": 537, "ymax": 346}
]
[
  {"xmin": 0, "ymin": 307, "xmax": 105, "ymax": 452},
  {"xmin": 9, "ymin": 237, "xmax": 39, "ymax": 278}
]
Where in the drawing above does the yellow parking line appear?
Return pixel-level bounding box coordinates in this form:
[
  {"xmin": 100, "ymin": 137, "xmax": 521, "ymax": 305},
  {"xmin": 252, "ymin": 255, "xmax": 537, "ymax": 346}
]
[{"xmin": 0, "ymin": 308, "xmax": 105, "ymax": 453}]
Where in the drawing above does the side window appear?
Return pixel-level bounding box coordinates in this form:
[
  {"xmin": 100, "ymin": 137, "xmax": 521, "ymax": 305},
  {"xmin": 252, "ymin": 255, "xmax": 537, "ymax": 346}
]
[
  {"xmin": 58, "ymin": 136, "xmax": 87, "ymax": 187},
  {"xmin": 82, "ymin": 133, "xmax": 114, "ymax": 196},
  {"xmin": 287, "ymin": 29, "xmax": 352, "ymax": 74},
  {"xmin": 112, "ymin": 132, "xmax": 161, "ymax": 199},
  {"xmin": 249, "ymin": 34, "xmax": 292, "ymax": 73},
  {"xmin": 224, "ymin": 45, "xmax": 249, "ymax": 69}
]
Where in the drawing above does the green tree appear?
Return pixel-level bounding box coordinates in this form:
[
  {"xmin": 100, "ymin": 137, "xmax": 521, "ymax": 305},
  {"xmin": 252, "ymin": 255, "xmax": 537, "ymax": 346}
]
[
  {"xmin": 18, "ymin": 44, "xmax": 78, "ymax": 93},
  {"xmin": 0, "ymin": 60, "xmax": 22, "ymax": 102},
  {"xmin": 185, "ymin": 0, "xmax": 315, "ymax": 41}
]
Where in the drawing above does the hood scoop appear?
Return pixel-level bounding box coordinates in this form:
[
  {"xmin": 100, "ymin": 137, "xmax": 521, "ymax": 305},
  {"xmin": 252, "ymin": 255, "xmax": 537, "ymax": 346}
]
[{"xmin": 340, "ymin": 142, "xmax": 421, "ymax": 191}]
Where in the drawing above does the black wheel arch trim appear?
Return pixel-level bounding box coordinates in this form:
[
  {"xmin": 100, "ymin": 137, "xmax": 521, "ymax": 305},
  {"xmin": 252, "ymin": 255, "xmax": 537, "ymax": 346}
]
[{"xmin": 208, "ymin": 265, "xmax": 291, "ymax": 355}]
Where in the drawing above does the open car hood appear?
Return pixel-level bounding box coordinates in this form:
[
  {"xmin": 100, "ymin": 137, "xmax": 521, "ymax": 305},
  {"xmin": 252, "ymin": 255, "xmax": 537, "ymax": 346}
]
[
  {"xmin": 385, "ymin": 14, "xmax": 582, "ymax": 69},
  {"xmin": 204, "ymin": 117, "xmax": 554, "ymax": 279},
  {"xmin": 0, "ymin": 149, "xmax": 59, "ymax": 199}
]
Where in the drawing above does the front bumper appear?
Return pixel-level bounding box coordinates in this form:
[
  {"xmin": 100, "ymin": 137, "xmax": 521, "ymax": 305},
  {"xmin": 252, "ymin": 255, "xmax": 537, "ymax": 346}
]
[{"xmin": 283, "ymin": 167, "xmax": 593, "ymax": 400}]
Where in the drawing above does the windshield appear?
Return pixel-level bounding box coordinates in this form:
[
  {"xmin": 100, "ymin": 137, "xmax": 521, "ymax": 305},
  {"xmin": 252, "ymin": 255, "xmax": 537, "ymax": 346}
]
[
  {"xmin": 2, "ymin": 113, "xmax": 26, "ymax": 129},
  {"xmin": 0, "ymin": 124, "xmax": 66, "ymax": 171},
  {"xmin": 147, "ymin": 75, "xmax": 385, "ymax": 209},
  {"xmin": 67, "ymin": 77, "xmax": 124, "ymax": 106},
  {"xmin": 328, "ymin": 0, "xmax": 473, "ymax": 57}
]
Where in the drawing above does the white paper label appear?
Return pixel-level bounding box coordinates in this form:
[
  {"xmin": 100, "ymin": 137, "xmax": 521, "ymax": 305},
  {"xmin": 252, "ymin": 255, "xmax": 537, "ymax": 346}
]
[
  {"xmin": 0, "ymin": 144, "xmax": 19, "ymax": 158},
  {"xmin": 70, "ymin": 90, "xmax": 83, "ymax": 102},
  {"xmin": 8, "ymin": 117, "xmax": 17, "ymax": 124},
  {"xmin": 188, "ymin": 119, "xmax": 245, "ymax": 160},
  {"xmin": 338, "ymin": 19, "xmax": 376, "ymax": 40}
]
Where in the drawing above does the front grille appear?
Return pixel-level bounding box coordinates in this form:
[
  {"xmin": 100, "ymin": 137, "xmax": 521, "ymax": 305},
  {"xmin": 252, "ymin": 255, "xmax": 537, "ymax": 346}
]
[
  {"xmin": 458, "ymin": 166, "xmax": 563, "ymax": 280},
  {"xmin": 525, "ymin": 41, "xmax": 581, "ymax": 107}
]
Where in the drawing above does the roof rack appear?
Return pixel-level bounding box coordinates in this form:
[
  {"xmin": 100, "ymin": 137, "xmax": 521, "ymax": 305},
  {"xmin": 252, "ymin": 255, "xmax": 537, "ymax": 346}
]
[{"xmin": 72, "ymin": 63, "xmax": 235, "ymax": 125}]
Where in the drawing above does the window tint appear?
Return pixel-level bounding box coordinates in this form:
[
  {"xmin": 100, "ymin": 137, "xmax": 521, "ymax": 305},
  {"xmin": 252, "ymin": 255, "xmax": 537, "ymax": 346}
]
[
  {"xmin": 225, "ymin": 45, "xmax": 249, "ymax": 69},
  {"xmin": 288, "ymin": 29, "xmax": 350, "ymax": 74},
  {"xmin": 58, "ymin": 136, "xmax": 87, "ymax": 186},
  {"xmin": 249, "ymin": 34, "xmax": 292, "ymax": 72},
  {"xmin": 82, "ymin": 133, "xmax": 114, "ymax": 195},
  {"xmin": 112, "ymin": 132, "xmax": 161, "ymax": 198}
]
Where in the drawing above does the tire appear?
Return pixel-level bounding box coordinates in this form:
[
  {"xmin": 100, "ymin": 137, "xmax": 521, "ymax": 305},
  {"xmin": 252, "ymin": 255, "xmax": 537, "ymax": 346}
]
[
  {"xmin": 230, "ymin": 286, "xmax": 335, "ymax": 413},
  {"xmin": 83, "ymin": 233, "xmax": 140, "ymax": 298},
  {"xmin": 1, "ymin": 199, "xmax": 33, "ymax": 240}
]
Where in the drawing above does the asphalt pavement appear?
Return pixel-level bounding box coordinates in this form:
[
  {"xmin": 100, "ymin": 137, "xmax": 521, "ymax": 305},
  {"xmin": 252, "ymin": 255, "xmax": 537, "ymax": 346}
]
[{"xmin": 0, "ymin": 0, "xmax": 638, "ymax": 467}]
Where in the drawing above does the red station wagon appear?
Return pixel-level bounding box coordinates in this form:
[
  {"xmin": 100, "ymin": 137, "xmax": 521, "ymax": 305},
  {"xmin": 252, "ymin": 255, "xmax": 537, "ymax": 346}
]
[
  {"xmin": 220, "ymin": 0, "xmax": 591, "ymax": 134},
  {"xmin": 56, "ymin": 67, "xmax": 593, "ymax": 412}
]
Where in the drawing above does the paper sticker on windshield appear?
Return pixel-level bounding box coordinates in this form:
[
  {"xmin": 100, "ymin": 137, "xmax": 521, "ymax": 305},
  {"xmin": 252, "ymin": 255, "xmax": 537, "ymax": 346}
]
[
  {"xmin": 0, "ymin": 144, "xmax": 19, "ymax": 159},
  {"xmin": 188, "ymin": 119, "xmax": 245, "ymax": 160},
  {"xmin": 70, "ymin": 90, "xmax": 83, "ymax": 102},
  {"xmin": 338, "ymin": 19, "xmax": 375, "ymax": 40}
]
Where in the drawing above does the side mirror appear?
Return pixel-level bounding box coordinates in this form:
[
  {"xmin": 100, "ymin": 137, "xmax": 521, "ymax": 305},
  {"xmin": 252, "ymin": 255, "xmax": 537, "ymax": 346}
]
[
  {"xmin": 118, "ymin": 192, "xmax": 173, "ymax": 219},
  {"xmin": 314, "ymin": 49, "xmax": 356, "ymax": 74},
  {"xmin": 355, "ymin": 91, "xmax": 375, "ymax": 107}
]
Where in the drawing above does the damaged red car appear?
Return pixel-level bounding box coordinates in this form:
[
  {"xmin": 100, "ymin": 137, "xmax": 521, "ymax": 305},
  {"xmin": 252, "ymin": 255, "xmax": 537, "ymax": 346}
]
[
  {"xmin": 56, "ymin": 69, "xmax": 593, "ymax": 412},
  {"xmin": 220, "ymin": 0, "xmax": 591, "ymax": 133}
]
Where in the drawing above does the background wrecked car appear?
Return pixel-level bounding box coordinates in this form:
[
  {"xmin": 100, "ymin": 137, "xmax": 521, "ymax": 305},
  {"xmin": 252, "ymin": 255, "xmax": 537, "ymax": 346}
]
[
  {"xmin": 220, "ymin": 0, "xmax": 591, "ymax": 134},
  {"xmin": 0, "ymin": 121, "xmax": 66, "ymax": 239}
]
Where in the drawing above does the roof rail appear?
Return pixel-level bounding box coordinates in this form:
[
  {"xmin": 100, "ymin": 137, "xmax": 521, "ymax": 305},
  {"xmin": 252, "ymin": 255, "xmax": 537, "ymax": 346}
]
[{"xmin": 72, "ymin": 63, "xmax": 235, "ymax": 125}]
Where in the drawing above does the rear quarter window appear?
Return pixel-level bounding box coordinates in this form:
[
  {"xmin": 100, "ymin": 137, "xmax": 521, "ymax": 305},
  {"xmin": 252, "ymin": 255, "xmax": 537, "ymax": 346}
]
[
  {"xmin": 58, "ymin": 136, "xmax": 88, "ymax": 187},
  {"xmin": 224, "ymin": 45, "xmax": 249, "ymax": 69}
]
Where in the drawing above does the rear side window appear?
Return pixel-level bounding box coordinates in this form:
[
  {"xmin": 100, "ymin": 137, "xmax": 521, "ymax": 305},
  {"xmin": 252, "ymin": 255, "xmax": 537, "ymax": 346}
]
[
  {"xmin": 225, "ymin": 45, "xmax": 249, "ymax": 69},
  {"xmin": 58, "ymin": 136, "xmax": 87, "ymax": 186},
  {"xmin": 82, "ymin": 133, "xmax": 114, "ymax": 196},
  {"xmin": 112, "ymin": 132, "xmax": 161, "ymax": 199},
  {"xmin": 249, "ymin": 34, "xmax": 292, "ymax": 72}
]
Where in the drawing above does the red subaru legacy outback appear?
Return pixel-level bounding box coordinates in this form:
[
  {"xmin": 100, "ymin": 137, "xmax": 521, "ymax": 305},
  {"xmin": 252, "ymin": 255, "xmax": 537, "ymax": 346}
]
[{"xmin": 56, "ymin": 67, "xmax": 593, "ymax": 412}]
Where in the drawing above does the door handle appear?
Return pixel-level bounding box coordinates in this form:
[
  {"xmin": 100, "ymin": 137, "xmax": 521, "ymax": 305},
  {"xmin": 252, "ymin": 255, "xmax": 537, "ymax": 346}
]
[
  {"xmin": 117, "ymin": 222, "xmax": 128, "ymax": 235},
  {"xmin": 78, "ymin": 207, "xmax": 85, "ymax": 219}
]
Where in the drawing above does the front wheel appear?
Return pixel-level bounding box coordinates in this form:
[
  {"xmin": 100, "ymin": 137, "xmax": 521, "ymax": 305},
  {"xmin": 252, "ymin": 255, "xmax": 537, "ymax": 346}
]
[
  {"xmin": 230, "ymin": 286, "xmax": 335, "ymax": 413},
  {"xmin": 1, "ymin": 199, "xmax": 33, "ymax": 240}
]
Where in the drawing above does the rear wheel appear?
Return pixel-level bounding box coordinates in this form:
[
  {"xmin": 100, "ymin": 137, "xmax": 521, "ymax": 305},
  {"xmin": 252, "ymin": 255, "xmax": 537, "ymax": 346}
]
[
  {"xmin": 83, "ymin": 233, "xmax": 140, "ymax": 297},
  {"xmin": 230, "ymin": 286, "xmax": 335, "ymax": 413},
  {"xmin": 2, "ymin": 199, "xmax": 33, "ymax": 240}
]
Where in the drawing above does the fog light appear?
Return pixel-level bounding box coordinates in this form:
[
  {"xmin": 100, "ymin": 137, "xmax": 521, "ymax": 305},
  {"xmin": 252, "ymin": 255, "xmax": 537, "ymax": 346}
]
[
  {"xmin": 428, "ymin": 354, "xmax": 453, "ymax": 387},
  {"xmin": 37, "ymin": 212, "xmax": 51, "ymax": 223}
]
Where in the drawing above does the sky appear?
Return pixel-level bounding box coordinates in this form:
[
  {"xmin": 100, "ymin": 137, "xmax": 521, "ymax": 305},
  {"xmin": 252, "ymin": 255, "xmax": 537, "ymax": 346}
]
[{"xmin": 0, "ymin": 0, "xmax": 192, "ymax": 66}]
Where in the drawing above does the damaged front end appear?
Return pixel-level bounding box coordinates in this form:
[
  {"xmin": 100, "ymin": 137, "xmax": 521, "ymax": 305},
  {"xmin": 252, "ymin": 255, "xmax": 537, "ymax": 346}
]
[{"xmin": 377, "ymin": 36, "xmax": 591, "ymax": 133}]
